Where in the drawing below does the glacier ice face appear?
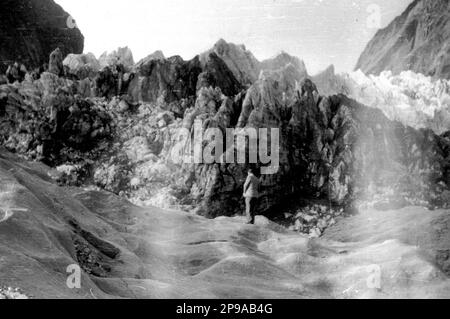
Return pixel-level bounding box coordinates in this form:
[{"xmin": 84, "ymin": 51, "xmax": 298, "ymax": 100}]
[{"xmin": 315, "ymin": 69, "xmax": 450, "ymax": 134}]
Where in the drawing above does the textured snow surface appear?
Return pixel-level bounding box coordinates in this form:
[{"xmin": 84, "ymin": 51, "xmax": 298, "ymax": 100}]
[{"xmin": 317, "ymin": 69, "xmax": 450, "ymax": 134}]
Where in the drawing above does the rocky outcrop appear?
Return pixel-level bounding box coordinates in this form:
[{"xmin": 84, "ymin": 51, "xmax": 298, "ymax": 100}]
[
  {"xmin": 52, "ymin": 49, "xmax": 450, "ymax": 218},
  {"xmin": 0, "ymin": 0, "xmax": 84, "ymax": 73},
  {"xmin": 99, "ymin": 47, "xmax": 135, "ymax": 72},
  {"xmin": 94, "ymin": 65, "xmax": 135, "ymax": 99},
  {"xmin": 128, "ymin": 55, "xmax": 203, "ymax": 104},
  {"xmin": 200, "ymin": 40, "xmax": 309, "ymax": 88},
  {"xmin": 201, "ymin": 39, "xmax": 261, "ymax": 86},
  {"xmin": 48, "ymin": 48, "xmax": 64, "ymax": 76},
  {"xmin": 136, "ymin": 73, "xmax": 449, "ymax": 218},
  {"xmin": 355, "ymin": 0, "xmax": 450, "ymax": 79},
  {"xmin": 0, "ymin": 73, "xmax": 112, "ymax": 165},
  {"xmin": 169, "ymin": 67, "xmax": 449, "ymax": 216},
  {"xmin": 5, "ymin": 63, "xmax": 28, "ymax": 84},
  {"xmin": 261, "ymin": 51, "xmax": 308, "ymax": 78},
  {"xmin": 58, "ymin": 40, "xmax": 306, "ymax": 110},
  {"xmin": 63, "ymin": 53, "xmax": 101, "ymax": 80},
  {"xmin": 128, "ymin": 52, "xmax": 243, "ymax": 108},
  {"xmin": 135, "ymin": 50, "xmax": 165, "ymax": 69},
  {"xmin": 198, "ymin": 52, "xmax": 243, "ymax": 97},
  {"xmin": 311, "ymin": 65, "xmax": 342, "ymax": 97}
]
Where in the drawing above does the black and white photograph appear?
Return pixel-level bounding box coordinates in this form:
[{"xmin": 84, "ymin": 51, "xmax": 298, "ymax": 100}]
[{"xmin": 0, "ymin": 0, "xmax": 449, "ymax": 303}]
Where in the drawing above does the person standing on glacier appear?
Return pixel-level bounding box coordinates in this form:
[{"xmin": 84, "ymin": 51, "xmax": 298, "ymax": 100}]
[{"xmin": 243, "ymin": 168, "xmax": 261, "ymax": 225}]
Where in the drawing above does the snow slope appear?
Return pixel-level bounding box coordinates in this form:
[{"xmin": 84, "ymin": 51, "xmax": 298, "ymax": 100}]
[{"xmin": 0, "ymin": 148, "xmax": 449, "ymax": 299}]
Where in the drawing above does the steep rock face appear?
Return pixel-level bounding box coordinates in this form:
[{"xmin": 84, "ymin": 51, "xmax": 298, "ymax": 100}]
[
  {"xmin": 355, "ymin": 0, "xmax": 450, "ymax": 79},
  {"xmin": 201, "ymin": 39, "xmax": 261, "ymax": 86},
  {"xmin": 235, "ymin": 96, "xmax": 446, "ymax": 216},
  {"xmin": 0, "ymin": 0, "xmax": 84, "ymax": 73},
  {"xmin": 156, "ymin": 75, "xmax": 450, "ymax": 218},
  {"xmin": 200, "ymin": 40, "xmax": 309, "ymax": 88},
  {"xmin": 128, "ymin": 55, "xmax": 203, "ymax": 104},
  {"xmin": 198, "ymin": 52, "xmax": 243, "ymax": 97},
  {"xmin": 200, "ymin": 41, "xmax": 310, "ymax": 88},
  {"xmin": 261, "ymin": 51, "xmax": 308, "ymax": 78},
  {"xmin": 135, "ymin": 50, "xmax": 165, "ymax": 69},
  {"xmin": 128, "ymin": 53, "xmax": 243, "ymax": 107}
]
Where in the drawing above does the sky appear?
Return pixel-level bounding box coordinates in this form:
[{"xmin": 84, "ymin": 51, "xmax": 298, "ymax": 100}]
[{"xmin": 55, "ymin": 0, "xmax": 412, "ymax": 74}]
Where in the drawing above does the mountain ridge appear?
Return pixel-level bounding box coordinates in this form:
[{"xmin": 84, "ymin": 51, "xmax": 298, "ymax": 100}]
[{"xmin": 355, "ymin": 0, "xmax": 450, "ymax": 79}]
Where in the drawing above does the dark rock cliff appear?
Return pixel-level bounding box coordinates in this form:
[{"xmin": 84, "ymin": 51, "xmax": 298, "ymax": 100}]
[
  {"xmin": 0, "ymin": 0, "xmax": 84, "ymax": 73},
  {"xmin": 176, "ymin": 73, "xmax": 450, "ymax": 217}
]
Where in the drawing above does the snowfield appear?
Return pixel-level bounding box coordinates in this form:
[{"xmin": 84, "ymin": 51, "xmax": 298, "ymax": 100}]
[{"xmin": 1, "ymin": 149, "xmax": 449, "ymax": 299}]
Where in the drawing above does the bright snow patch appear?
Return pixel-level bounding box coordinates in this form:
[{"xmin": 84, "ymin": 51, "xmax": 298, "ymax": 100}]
[{"xmin": 316, "ymin": 69, "xmax": 450, "ymax": 134}]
